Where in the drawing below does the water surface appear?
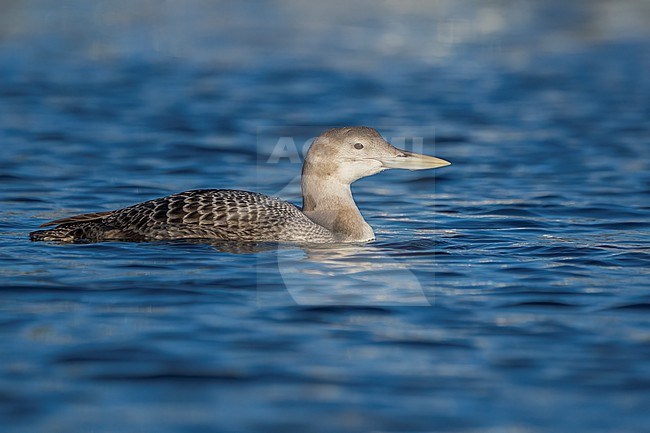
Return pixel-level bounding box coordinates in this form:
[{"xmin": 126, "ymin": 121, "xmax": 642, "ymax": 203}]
[{"xmin": 1, "ymin": 1, "xmax": 649, "ymax": 432}]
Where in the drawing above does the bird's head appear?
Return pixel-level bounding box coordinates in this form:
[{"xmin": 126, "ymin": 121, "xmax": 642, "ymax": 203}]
[{"xmin": 303, "ymin": 126, "xmax": 451, "ymax": 184}]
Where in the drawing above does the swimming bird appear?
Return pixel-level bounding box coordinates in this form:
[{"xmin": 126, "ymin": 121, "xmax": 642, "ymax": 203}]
[{"xmin": 30, "ymin": 127, "xmax": 450, "ymax": 243}]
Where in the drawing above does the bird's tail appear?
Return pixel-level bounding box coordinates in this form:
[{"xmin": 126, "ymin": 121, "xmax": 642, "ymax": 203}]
[
  {"xmin": 29, "ymin": 224, "xmax": 90, "ymax": 243},
  {"xmin": 30, "ymin": 211, "xmax": 114, "ymax": 243}
]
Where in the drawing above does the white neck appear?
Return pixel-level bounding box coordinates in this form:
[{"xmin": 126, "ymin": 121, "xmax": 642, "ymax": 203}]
[{"xmin": 301, "ymin": 164, "xmax": 375, "ymax": 242}]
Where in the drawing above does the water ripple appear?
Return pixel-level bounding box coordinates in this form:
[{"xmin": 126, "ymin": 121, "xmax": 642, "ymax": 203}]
[{"xmin": 1, "ymin": 1, "xmax": 650, "ymax": 433}]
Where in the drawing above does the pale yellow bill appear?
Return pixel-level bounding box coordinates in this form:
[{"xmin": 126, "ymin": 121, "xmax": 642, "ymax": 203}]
[{"xmin": 380, "ymin": 149, "xmax": 451, "ymax": 170}]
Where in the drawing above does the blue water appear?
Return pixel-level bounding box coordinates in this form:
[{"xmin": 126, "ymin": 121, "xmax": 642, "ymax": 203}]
[{"xmin": 1, "ymin": 1, "xmax": 650, "ymax": 432}]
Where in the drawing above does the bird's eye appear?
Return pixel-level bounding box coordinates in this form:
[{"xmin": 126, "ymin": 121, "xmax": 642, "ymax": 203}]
[{"xmin": 354, "ymin": 143, "xmax": 364, "ymax": 150}]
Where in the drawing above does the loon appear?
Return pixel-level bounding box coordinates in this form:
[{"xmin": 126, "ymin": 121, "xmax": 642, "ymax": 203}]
[{"xmin": 30, "ymin": 127, "xmax": 450, "ymax": 244}]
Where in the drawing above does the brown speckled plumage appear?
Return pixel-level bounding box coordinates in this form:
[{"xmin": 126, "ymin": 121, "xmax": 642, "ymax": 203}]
[{"xmin": 30, "ymin": 189, "xmax": 335, "ymax": 243}]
